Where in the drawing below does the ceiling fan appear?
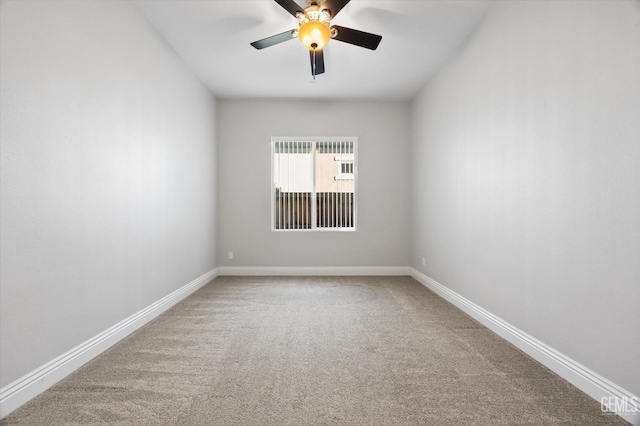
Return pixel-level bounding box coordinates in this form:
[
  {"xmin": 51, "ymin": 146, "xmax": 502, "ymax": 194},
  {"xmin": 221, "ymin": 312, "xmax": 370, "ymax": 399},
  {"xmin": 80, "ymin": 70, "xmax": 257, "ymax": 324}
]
[{"xmin": 250, "ymin": 0, "xmax": 382, "ymax": 79}]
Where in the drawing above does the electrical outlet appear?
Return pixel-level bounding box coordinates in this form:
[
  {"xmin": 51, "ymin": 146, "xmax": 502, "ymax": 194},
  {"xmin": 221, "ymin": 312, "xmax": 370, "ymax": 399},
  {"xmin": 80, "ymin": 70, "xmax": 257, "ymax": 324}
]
[
  {"xmin": 228, "ymin": 251, "xmax": 234, "ymax": 260},
  {"xmin": 422, "ymin": 257, "xmax": 426, "ymax": 266}
]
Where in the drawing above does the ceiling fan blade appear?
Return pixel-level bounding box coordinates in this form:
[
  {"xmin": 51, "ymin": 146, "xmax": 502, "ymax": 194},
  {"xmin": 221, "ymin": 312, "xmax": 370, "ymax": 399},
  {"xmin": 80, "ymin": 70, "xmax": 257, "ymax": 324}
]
[
  {"xmin": 310, "ymin": 49, "xmax": 325, "ymax": 76},
  {"xmin": 331, "ymin": 25, "xmax": 382, "ymax": 50},
  {"xmin": 274, "ymin": 0, "xmax": 305, "ymax": 17},
  {"xmin": 250, "ymin": 30, "xmax": 296, "ymax": 49},
  {"xmin": 322, "ymin": 0, "xmax": 350, "ymax": 18}
]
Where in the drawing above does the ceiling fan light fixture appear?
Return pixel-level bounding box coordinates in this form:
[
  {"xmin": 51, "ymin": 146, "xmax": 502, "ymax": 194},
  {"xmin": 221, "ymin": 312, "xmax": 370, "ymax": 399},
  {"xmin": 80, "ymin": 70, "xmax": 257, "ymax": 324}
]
[
  {"xmin": 250, "ymin": 0, "xmax": 383, "ymax": 77},
  {"xmin": 298, "ymin": 20, "xmax": 330, "ymax": 50}
]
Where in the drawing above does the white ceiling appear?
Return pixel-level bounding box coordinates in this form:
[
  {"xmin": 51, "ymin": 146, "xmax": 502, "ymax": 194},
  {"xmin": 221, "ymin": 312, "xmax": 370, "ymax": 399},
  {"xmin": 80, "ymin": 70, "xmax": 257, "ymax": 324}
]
[{"xmin": 134, "ymin": 0, "xmax": 491, "ymax": 101}]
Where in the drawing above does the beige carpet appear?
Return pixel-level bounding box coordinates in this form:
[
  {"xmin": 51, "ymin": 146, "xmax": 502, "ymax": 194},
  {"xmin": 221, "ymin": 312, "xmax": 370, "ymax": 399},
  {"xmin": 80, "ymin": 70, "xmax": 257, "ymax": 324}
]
[{"xmin": 1, "ymin": 276, "xmax": 627, "ymax": 425}]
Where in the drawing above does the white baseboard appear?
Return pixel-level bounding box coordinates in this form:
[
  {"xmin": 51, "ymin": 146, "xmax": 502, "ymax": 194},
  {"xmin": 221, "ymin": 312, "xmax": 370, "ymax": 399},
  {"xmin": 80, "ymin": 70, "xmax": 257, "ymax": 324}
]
[
  {"xmin": 409, "ymin": 268, "xmax": 639, "ymax": 425},
  {"xmin": 0, "ymin": 268, "xmax": 219, "ymax": 419},
  {"xmin": 218, "ymin": 266, "xmax": 410, "ymax": 276}
]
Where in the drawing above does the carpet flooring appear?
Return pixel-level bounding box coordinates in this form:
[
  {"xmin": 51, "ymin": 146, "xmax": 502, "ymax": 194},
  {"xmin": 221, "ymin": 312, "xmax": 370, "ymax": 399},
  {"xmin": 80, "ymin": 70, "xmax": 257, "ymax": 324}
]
[{"xmin": 1, "ymin": 276, "xmax": 628, "ymax": 425}]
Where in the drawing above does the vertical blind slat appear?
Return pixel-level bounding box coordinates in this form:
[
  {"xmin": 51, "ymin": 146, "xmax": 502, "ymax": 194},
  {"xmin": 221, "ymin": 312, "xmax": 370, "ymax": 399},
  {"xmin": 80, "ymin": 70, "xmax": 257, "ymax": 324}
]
[
  {"xmin": 295, "ymin": 141, "xmax": 298, "ymax": 228},
  {"xmin": 288, "ymin": 142, "xmax": 291, "ymax": 229}
]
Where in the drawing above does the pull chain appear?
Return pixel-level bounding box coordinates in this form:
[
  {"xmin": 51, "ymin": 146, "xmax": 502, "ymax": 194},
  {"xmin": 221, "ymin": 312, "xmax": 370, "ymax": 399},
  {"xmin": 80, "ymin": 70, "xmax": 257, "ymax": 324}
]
[{"xmin": 311, "ymin": 42, "xmax": 318, "ymax": 80}]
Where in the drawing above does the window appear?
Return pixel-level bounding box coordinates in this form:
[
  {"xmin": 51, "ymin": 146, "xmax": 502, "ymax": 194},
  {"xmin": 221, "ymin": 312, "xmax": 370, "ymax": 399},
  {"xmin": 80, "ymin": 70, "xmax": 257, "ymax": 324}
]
[
  {"xmin": 272, "ymin": 137, "xmax": 357, "ymax": 231},
  {"xmin": 336, "ymin": 158, "xmax": 354, "ymax": 180}
]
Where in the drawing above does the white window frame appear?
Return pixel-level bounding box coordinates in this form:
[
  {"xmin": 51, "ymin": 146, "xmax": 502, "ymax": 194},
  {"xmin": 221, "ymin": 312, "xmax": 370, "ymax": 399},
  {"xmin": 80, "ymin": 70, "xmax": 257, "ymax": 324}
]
[
  {"xmin": 271, "ymin": 136, "xmax": 358, "ymax": 232},
  {"xmin": 335, "ymin": 157, "xmax": 354, "ymax": 180}
]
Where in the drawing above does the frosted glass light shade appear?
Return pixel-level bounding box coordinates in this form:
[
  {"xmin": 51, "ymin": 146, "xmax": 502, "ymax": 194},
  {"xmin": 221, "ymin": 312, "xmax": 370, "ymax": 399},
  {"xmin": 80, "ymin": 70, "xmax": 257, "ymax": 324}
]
[{"xmin": 298, "ymin": 20, "xmax": 330, "ymax": 50}]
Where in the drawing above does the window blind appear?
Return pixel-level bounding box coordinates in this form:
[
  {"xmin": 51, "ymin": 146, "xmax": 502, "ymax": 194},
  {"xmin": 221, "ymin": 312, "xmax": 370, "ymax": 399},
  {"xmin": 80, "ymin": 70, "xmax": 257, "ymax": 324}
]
[{"xmin": 272, "ymin": 137, "xmax": 357, "ymax": 231}]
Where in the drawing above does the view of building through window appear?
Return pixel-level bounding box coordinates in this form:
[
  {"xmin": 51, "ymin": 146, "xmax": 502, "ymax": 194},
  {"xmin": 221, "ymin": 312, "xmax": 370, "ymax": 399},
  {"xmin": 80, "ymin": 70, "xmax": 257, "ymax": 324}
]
[{"xmin": 272, "ymin": 137, "xmax": 357, "ymax": 230}]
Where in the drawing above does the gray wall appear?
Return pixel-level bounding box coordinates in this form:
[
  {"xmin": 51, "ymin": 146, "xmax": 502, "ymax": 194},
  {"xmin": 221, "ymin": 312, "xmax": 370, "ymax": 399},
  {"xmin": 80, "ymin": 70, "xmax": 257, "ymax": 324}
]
[
  {"xmin": 217, "ymin": 100, "xmax": 411, "ymax": 268},
  {"xmin": 0, "ymin": 1, "xmax": 217, "ymax": 387},
  {"xmin": 411, "ymin": 0, "xmax": 640, "ymax": 395}
]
